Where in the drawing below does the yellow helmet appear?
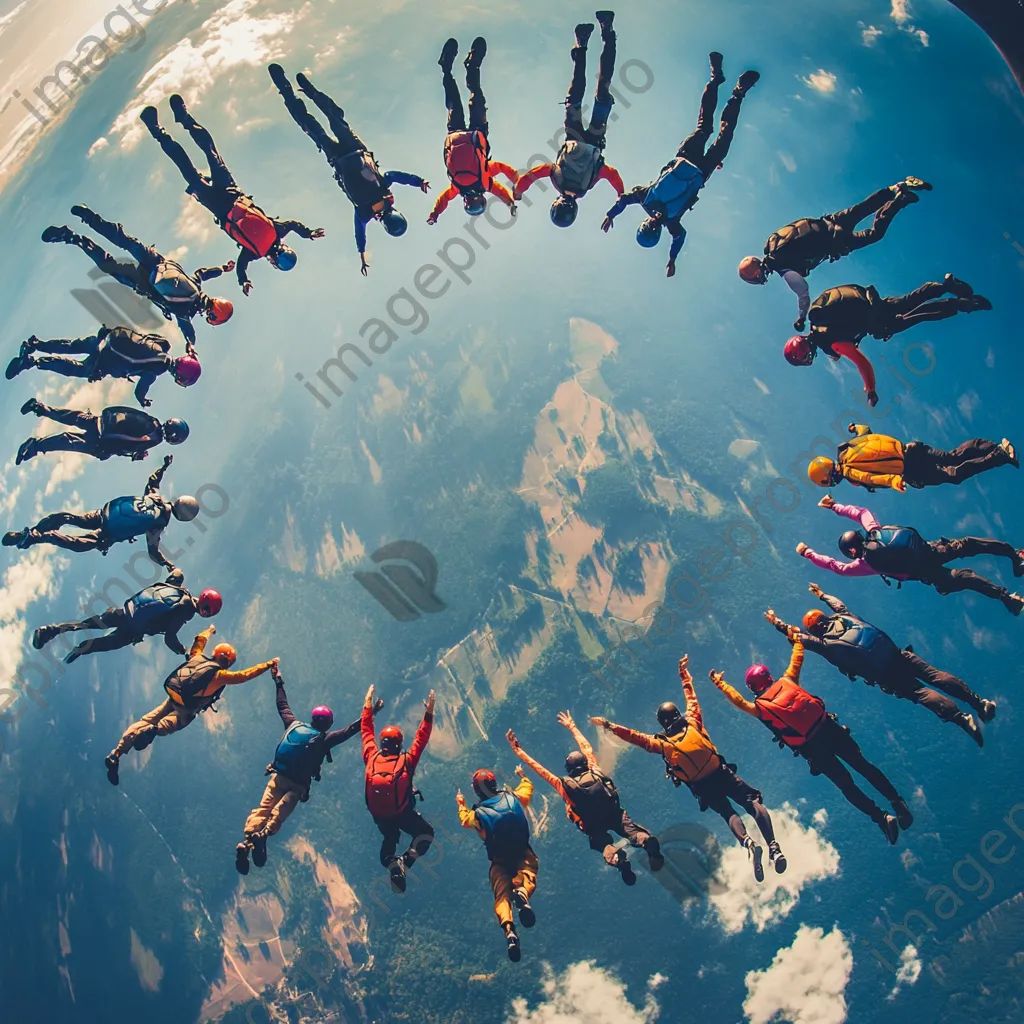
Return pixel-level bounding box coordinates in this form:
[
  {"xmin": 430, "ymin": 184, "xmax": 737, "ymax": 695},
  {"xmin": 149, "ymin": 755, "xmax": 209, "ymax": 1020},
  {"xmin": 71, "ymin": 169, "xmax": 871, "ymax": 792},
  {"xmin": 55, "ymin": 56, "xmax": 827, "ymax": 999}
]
[{"xmin": 807, "ymin": 456, "xmax": 837, "ymax": 487}]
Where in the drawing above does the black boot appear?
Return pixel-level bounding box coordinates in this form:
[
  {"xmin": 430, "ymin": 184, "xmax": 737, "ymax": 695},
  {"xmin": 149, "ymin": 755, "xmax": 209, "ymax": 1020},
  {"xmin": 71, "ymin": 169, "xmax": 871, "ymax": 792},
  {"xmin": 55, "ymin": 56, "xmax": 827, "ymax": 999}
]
[
  {"xmin": 1002, "ymin": 592, "xmax": 1024, "ymax": 616},
  {"xmin": 139, "ymin": 105, "xmax": 160, "ymax": 130},
  {"xmin": 438, "ymin": 37, "xmax": 458, "ymax": 71},
  {"xmin": 744, "ymin": 837, "xmax": 764, "ymax": 882},
  {"xmin": 1014, "ymin": 549, "xmax": 1024, "ymax": 577},
  {"xmin": 504, "ymin": 923, "xmax": 521, "ymax": 962},
  {"xmin": 735, "ymin": 70, "xmax": 760, "ymax": 94},
  {"xmin": 513, "ymin": 888, "xmax": 536, "ymax": 927},
  {"xmin": 960, "ymin": 294, "xmax": 992, "ymax": 312},
  {"xmin": 41, "ymin": 225, "xmax": 74, "ymax": 244},
  {"xmin": 891, "ymin": 798, "xmax": 913, "ymax": 830},
  {"xmin": 595, "ymin": 11, "xmax": 615, "ymax": 34},
  {"xmin": 235, "ymin": 841, "xmax": 251, "ymax": 875},
  {"xmin": 464, "ymin": 36, "xmax": 486, "ymax": 68},
  {"xmin": 69, "ymin": 204, "xmax": 93, "ymax": 220},
  {"xmin": 709, "ymin": 51, "xmax": 725, "ymax": 85},
  {"xmin": 388, "ymin": 857, "xmax": 407, "ymax": 893},
  {"xmin": 977, "ymin": 698, "xmax": 997, "ymax": 723},
  {"xmin": 1001, "ymin": 438, "xmax": 1019, "ymax": 468},
  {"xmin": 879, "ymin": 813, "xmax": 899, "ymax": 844},
  {"xmin": 20, "ymin": 397, "xmax": 41, "ymax": 416},
  {"xmin": 32, "ymin": 624, "xmax": 60, "ymax": 649},
  {"xmin": 16, "ymin": 439, "xmax": 37, "ymax": 466},
  {"xmin": 104, "ymin": 753, "xmax": 120, "ymax": 787},
  {"xmin": 614, "ymin": 849, "xmax": 637, "ymax": 886},
  {"xmin": 267, "ymin": 63, "xmax": 290, "ymax": 92},
  {"xmin": 944, "ymin": 273, "xmax": 974, "ymax": 299},
  {"xmin": 643, "ymin": 835, "xmax": 665, "ymax": 872},
  {"xmin": 575, "ymin": 23, "xmax": 594, "ymax": 48},
  {"xmin": 251, "ymin": 832, "xmax": 268, "ymax": 868},
  {"xmin": 768, "ymin": 840, "xmax": 787, "ymax": 874},
  {"xmin": 168, "ymin": 93, "xmax": 196, "ymax": 128},
  {"xmin": 2, "ymin": 529, "xmax": 32, "ymax": 548}
]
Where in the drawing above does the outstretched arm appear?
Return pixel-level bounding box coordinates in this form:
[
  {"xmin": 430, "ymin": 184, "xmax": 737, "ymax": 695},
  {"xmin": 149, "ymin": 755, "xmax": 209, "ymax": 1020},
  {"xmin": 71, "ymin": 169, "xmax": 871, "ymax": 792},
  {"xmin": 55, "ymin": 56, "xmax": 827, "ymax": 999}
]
[
  {"xmin": 274, "ymin": 218, "xmax": 319, "ymax": 240},
  {"xmin": 709, "ymin": 669, "xmax": 758, "ymax": 716},
  {"xmin": 514, "ymin": 164, "xmax": 553, "ymax": 197},
  {"xmin": 797, "ymin": 543, "xmax": 876, "ymax": 577},
  {"xmin": 406, "ymin": 690, "xmax": 435, "ymax": 771},
  {"xmin": 327, "ymin": 697, "xmax": 383, "ymax": 748},
  {"xmin": 275, "ymin": 670, "xmax": 296, "ymax": 727},
  {"xmin": 489, "ymin": 161, "xmax": 520, "ymax": 187},
  {"xmin": 781, "ymin": 271, "xmax": 811, "ymax": 327},
  {"xmin": 783, "ymin": 640, "xmax": 805, "ymax": 683},
  {"xmin": 195, "ymin": 263, "xmax": 230, "ymax": 282},
  {"xmin": 557, "ymin": 710, "xmax": 598, "ymax": 770},
  {"xmin": 361, "ymin": 685, "xmax": 378, "ymax": 760},
  {"xmin": 144, "ymin": 455, "xmax": 171, "ymax": 494},
  {"xmin": 506, "ymin": 729, "xmax": 564, "ymax": 796},
  {"xmin": 678, "ymin": 655, "xmax": 705, "ymax": 732},
  {"xmin": 385, "ymin": 170, "xmax": 427, "ymax": 189},
  {"xmin": 590, "ymin": 716, "xmax": 662, "ymax": 754},
  {"xmin": 175, "ymin": 317, "xmax": 197, "ymax": 348},
  {"xmin": 189, "ymin": 626, "xmax": 214, "ymax": 658},
  {"xmin": 235, "ymin": 249, "xmax": 255, "ymax": 289},
  {"xmin": 134, "ymin": 372, "xmax": 157, "ymax": 407},
  {"xmin": 809, "ymin": 581, "xmax": 847, "ymax": 614},
  {"xmin": 221, "ymin": 656, "xmax": 279, "ymax": 687},
  {"xmin": 598, "ymin": 164, "xmax": 625, "ymax": 195},
  {"xmin": 145, "ymin": 528, "xmax": 173, "ymax": 570},
  {"xmin": 427, "ymin": 185, "xmax": 458, "ymax": 222},
  {"xmin": 163, "ymin": 630, "xmax": 187, "ymax": 656},
  {"xmin": 844, "ymin": 466, "xmax": 906, "ymax": 492},
  {"xmin": 604, "ymin": 187, "xmax": 645, "ymax": 222},
  {"xmin": 831, "ymin": 342, "xmax": 877, "ymax": 404},
  {"xmin": 486, "ymin": 179, "xmax": 516, "ymax": 210},
  {"xmin": 764, "ymin": 608, "xmax": 796, "ymax": 636}
]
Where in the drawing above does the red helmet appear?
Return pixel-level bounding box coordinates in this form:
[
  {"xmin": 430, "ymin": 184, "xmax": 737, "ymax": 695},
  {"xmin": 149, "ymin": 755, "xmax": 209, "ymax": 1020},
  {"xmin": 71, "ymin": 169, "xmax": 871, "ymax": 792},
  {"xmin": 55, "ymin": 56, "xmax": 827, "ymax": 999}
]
[
  {"xmin": 745, "ymin": 664, "xmax": 774, "ymax": 694},
  {"xmin": 380, "ymin": 724, "xmax": 403, "ymax": 754},
  {"xmin": 173, "ymin": 355, "xmax": 202, "ymax": 387},
  {"xmin": 311, "ymin": 705, "xmax": 334, "ymax": 731},
  {"xmin": 784, "ymin": 335, "xmax": 814, "ymax": 366},
  {"xmin": 211, "ymin": 642, "xmax": 236, "ymax": 666},
  {"xmin": 197, "ymin": 588, "xmax": 222, "ymax": 617},
  {"xmin": 472, "ymin": 768, "xmax": 499, "ymax": 801},
  {"xmin": 738, "ymin": 256, "xmax": 766, "ymax": 284},
  {"xmin": 206, "ymin": 297, "xmax": 233, "ymax": 325},
  {"xmin": 802, "ymin": 608, "xmax": 828, "ymax": 631}
]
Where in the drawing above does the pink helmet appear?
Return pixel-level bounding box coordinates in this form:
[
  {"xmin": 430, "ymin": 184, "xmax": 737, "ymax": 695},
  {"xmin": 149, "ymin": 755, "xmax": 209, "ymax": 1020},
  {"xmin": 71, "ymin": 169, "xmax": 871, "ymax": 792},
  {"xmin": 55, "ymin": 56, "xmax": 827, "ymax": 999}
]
[
  {"xmin": 745, "ymin": 664, "xmax": 774, "ymax": 694},
  {"xmin": 311, "ymin": 705, "xmax": 334, "ymax": 731},
  {"xmin": 738, "ymin": 256, "xmax": 766, "ymax": 284},
  {"xmin": 173, "ymin": 355, "xmax": 202, "ymax": 387},
  {"xmin": 784, "ymin": 335, "xmax": 814, "ymax": 366}
]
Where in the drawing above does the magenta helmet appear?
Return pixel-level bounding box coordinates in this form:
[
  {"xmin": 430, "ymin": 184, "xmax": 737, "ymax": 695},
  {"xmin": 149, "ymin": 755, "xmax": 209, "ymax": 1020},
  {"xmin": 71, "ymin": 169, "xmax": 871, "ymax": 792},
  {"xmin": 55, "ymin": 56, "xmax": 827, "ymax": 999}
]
[
  {"xmin": 173, "ymin": 355, "xmax": 202, "ymax": 387},
  {"xmin": 784, "ymin": 335, "xmax": 814, "ymax": 366},
  {"xmin": 310, "ymin": 705, "xmax": 334, "ymax": 731},
  {"xmin": 744, "ymin": 664, "xmax": 774, "ymax": 694}
]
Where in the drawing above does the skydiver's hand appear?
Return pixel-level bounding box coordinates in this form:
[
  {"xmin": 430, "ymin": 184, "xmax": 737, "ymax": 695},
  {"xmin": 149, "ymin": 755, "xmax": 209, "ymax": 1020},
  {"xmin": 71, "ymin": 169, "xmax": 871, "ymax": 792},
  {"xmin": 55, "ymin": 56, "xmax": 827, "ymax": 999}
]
[
  {"xmin": 270, "ymin": 657, "xmax": 280, "ymax": 670},
  {"xmin": 808, "ymin": 582, "xmax": 824, "ymax": 598},
  {"xmin": 512, "ymin": 190, "xmax": 523, "ymax": 202},
  {"xmin": 425, "ymin": 690, "xmax": 436, "ymax": 715},
  {"xmin": 514, "ymin": 764, "xmax": 525, "ymax": 779},
  {"xmin": 866, "ymin": 389, "xmax": 879, "ymax": 408},
  {"xmin": 223, "ymin": 260, "xmax": 235, "ymax": 272},
  {"xmin": 764, "ymin": 609, "xmax": 778, "ymax": 625},
  {"xmin": 505, "ymin": 728, "xmax": 520, "ymax": 751},
  {"xmin": 678, "ymin": 654, "xmax": 691, "ymax": 681},
  {"xmin": 708, "ymin": 669, "xmax": 726, "ymax": 688},
  {"xmin": 796, "ymin": 542, "xmax": 809, "ymax": 556},
  {"xmin": 509, "ymin": 203, "xmax": 517, "ymax": 217},
  {"xmin": 242, "ymin": 281, "xmax": 254, "ymax": 297},
  {"xmin": 601, "ymin": 216, "xmax": 613, "ymax": 233},
  {"xmin": 894, "ymin": 479, "xmax": 908, "ymax": 492},
  {"xmin": 590, "ymin": 716, "xmax": 611, "ymax": 730},
  {"xmin": 556, "ymin": 711, "xmax": 575, "ymax": 731},
  {"xmin": 786, "ymin": 625, "xmax": 801, "ymax": 643},
  {"xmin": 456, "ymin": 790, "xmax": 466, "ymax": 806},
  {"xmin": 818, "ymin": 493, "xmax": 835, "ymax": 509},
  {"xmin": 373, "ymin": 698, "xmax": 384, "ymax": 713},
  {"xmin": 794, "ymin": 318, "xmax": 806, "ymax": 332},
  {"xmin": 360, "ymin": 256, "xmax": 369, "ymax": 277},
  {"xmin": 140, "ymin": 398, "xmax": 153, "ymax": 408},
  {"xmin": 666, "ymin": 260, "xmax": 676, "ymax": 278},
  {"xmin": 420, "ymin": 181, "xmax": 430, "ymax": 193},
  {"xmin": 426, "ymin": 214, "xmax": 438, "ymax": 225},
  {"xmin": 847, "ymin": 422, "xmax": 858, "ymax": 434},
  {"xmin": 162, "ymin": 454, "xmax": 174, "ymax": 469},
  {"xmin": 310, "ymin": 228, "xmax": 326, "ymax": 239},
  {"xmin": 364, "ymin": 684, "xmax": 375, "ymax": 708}
]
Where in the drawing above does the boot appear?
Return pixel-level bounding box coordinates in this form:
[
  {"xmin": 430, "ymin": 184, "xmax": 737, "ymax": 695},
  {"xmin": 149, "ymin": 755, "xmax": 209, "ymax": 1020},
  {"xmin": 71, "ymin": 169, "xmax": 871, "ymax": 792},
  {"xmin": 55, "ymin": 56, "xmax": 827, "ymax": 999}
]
[
  {"xmin": 1002, "ymin": 592, "xmax": 1024, "ymax": 616},
  {"xmin": 768, "ymin": 840, "xmax": 787, "ymax": 874},
  {"xmin": 235, "ymin": 841, "xmax": 251, "ymax": 875},
  {"xmin": 139, "ymin": 105, "xmax": 160, "ymax": 130},
  {"xmin": 744, "ymin": 837, "xmax": 764, "ymax": 883},
  {"xmin": 879, "ymin": 813, "xmax": 899, "ymax": 845},
  {"xmin": 1014, "ymin": 549, "xmax": 1024, "ymax": 577},
  {"xmin": 977, "ymin": 699, "xmax": 997, "ymax": 723},
  {"xmin": 615, "ymin": 849, "xmax": 637, "ymax": 886},
  {"xmin": 960, "ymin": 294, "xmax": 992, "ymax": 312},
  {"xmin": 69, "ymin": 204, "xmax": 93, "ymax": 220},
  {"xmin": 891, "ymin": 798, "xmax": 914, "ymax": 830},
  {"xmin": 438, "ymin": 37, "xmax": 458, "ymax": 71},
  {"xmin": 251, "ymin": 832, "xmax": 268, "ymax": 868},
  {"xmin": 295, "ymin": 72, "xmax": 316, "ymax": 96},
  {"xmin": 267, "ymin": 63, "xmax": 290, "ymax": 92},
  {"xmin": 643, "ymin": 835, "xmax": 665, "ymax": 872},
  {"xmin": 41, "ymin": 225, "xmax": 74, "ymax": 244},
  {"xmin": 388, "ymin": 857, "xmax": 406, "ymax": 893},
  {"xmin": 595, "ymin": 10, "xmax": 615, "ymax": 34},
  {"xmin": 15, "ymin": 439, "xmax": 37, "ymax": 466},
  {"xmin": 943, "ymin": 273, "xmax": 974, "ymax": 299},
  {"xmin": 5, "ymin": 349, "xmax": 34, "ymax": 380},
  {"xmin": 575, "ymin": 23, "xmax": 594, "ymax": 48},
  {"xmin": 955, "ymin": 711, "xmax": 984, "ymax": 747},
  {"xmin": 735, "ymin": 70, "xmax": 760, "ymax": 95},
  {"xmin": 708, "ymin": 51, "xmax": 725, "ymax": 85},
  {"xmin": 104, "ymin": 753, "xmax": 120, "ymax": 787},
  {"xmin": 168, "ymin": 93, "xmax": 196, "ymax": 128},
  {"xmin": 504, "ymin": 922, "xmax": 521, "ymax": 962},
  {"xmin": 512, "ymin": 887, "xmax": 536, "ymax": 927},
  {"xmin": 20, "ymin": 397, "xmax": 41, "ymax": 416},
  {"xmin": 1000, "ymin": 438, "xmax": 1018, "ymax": 468},
  {"xmin": 32, "ymin": 624, "xmax": 60, "ymax": 649},
  {"xmin": 2, "ymin": 528, "xmax": 33, "ymax": 548},
  {"xmin": 896, "ymin": 175, "xmax": 932, "ymax": 192},
  {"xmin": 464, "ymin": 36, "xmax": 486, "ymax": 68}
]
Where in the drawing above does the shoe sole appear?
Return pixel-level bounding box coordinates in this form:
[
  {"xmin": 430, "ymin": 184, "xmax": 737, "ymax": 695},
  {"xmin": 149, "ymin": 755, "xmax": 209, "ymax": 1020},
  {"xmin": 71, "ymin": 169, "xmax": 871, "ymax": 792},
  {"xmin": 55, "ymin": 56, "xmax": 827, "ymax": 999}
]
[
  {"xmin": 507, "ymin": 941, "xmax": 521, "ymax": 962},
  {"xmin": 751, "ymin": 845, "xmax": 764, "ymax": 883},
  {"xmin": 235, "ymin": 847, "xmax": 250, "ymax": 875},
  {"xmin": 514, "ymin": 895, "xmax": 536, "ymax": 928},
  {"xmin": 773, "ymin": 856, "xmax": 787, "ymax": 875}
]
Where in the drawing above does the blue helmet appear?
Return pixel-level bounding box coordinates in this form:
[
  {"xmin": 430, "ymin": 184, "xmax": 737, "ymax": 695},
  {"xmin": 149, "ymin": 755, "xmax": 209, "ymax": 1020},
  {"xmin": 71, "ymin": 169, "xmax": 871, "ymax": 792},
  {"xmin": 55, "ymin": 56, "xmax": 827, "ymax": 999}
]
[
  {"xmin": 269, "ymin": 244, "xmax": 297, "ymax": 271},
  {"xmin": 549, "ymin": 195, "xmax": 578, "ymax": 228},
  {"xmin": 636, "ymin": 218, "xmax": 662, "ymax": 248},
  {"xmin": 381, "ymin": 209, "xmax": 408, "ymax": 237},
  {"xmin": 163, "ymin": 419, "xmax": 190, "ymax": 445},
  {"xmin": 464, "ymin": 192, "xmax": 487, "ymax": 216}
]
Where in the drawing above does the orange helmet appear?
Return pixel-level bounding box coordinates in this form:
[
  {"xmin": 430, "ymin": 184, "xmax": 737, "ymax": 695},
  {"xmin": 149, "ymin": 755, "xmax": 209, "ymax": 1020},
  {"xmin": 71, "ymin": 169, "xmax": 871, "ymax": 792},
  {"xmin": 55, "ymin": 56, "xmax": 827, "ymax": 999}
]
[
  {"xmin": 212, "ymin": 642, "xmax": 236, "ymax": 666},
  {"xmin": 808, "ymin": 456, "xmax": 837, "ymax": 488},
  {"xmin": 802, "ymin": 609, "xmax": 828, "ymax": 631},
  {"xmin": 738, "ymin": 256, "xmax": 767, "ymax": 284},
  {"xmin": 206, "ymin": 297, "xmax": 233, "ymax": 325}
]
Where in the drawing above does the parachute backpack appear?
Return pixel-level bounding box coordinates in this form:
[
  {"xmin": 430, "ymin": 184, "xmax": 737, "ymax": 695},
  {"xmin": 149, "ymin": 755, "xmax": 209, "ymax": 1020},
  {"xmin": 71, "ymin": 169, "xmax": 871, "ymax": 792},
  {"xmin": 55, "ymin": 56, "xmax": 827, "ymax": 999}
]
[
  {"xmin": 149, "ymin": 261, "xmax": 201, "ymax": 308},
  {"xmin": 335, "ymin": 149, "xmax": 391, "ymax": 212},
  {"xmin": 272, "ymin": 722, "xmax": 331, "ymax": 793},
  {"xmin": 365, "ymin": 751, "xmax": 418, "ymax": 818},
  {"xmin": 863, "ymin": 526, "xmax": 932, "ymax": 587},
  {"xmin": 643, "ymin": 157, "xmax": 704, "ymax": 220},
  {"xmin": 551, "ymin": 139, "xmax": 605, "ymax": 195},
  {"xmin": 100, "ymin": 328, "xmax": 171, "ymax": 369},
  {"xmin": 164, "ymin": 655, "xmax": 224, "ymax": 712},
  {"xmin": 658, "ymin": 723, "xmax": 721, "ymax": 787},
  {"xmin": 474, "ymin": 789, "xmax": 531, "ymax": 861},
  {"xmin": 224, "ymin": 195, "xmax": 278, "ymax": 257},
  {"xmin": 444, "ymin": 130, "xmax": 489, "ymax": 191},
  {"xmin": 125, "ymin": 582, "xmax": 188, "ymax": 630},
  {"xmin": 101, "ymin": 494, "xmax": 169, "ymax": 544},
  {"xmin": 562, "ymin": 767, "xmax": 621, "ymax": 830}
]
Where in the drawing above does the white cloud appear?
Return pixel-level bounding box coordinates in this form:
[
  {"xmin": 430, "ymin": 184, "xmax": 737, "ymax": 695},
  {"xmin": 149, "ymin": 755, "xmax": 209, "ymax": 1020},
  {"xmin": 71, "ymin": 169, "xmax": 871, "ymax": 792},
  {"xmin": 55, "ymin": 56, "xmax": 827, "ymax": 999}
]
[
  {"xmin": 812, "ymin": 808, "xmax": 828, "ymax": 827},
  {"xmin": 0, "ymin": 1, "xmax": 28, "ymax": 37},
  {"xmin": 707, "ymin": 803, "xmax": 840, "ymax": 935},
  {"xmin": 957, "ymin": 390, "xmax": 980, "ymax": 422},
  {"xmin": 744, "ymin": 925, "xmax": 853, "ymax": 1024},
  {"xmin": 777, "ymin": 151, "xmax": 797, "ymax": 173},
  {"xmin": 802, "ymin": 70, "xmax": 837, "ymax": 94},
  {"xmin": 729, "ymin": 439, "xmax": 761, "ymax": 459},
  {"xmin": 886, "ymin": 944, "xmax": 922, "ymax": 1001},
  {"xmin": 890, "ymin": 0, "xmax": 912, "ymax": 24},
  {"xmin": 507, "ymin": 962, "xmax": 665, "ymax": 1023},
  {"xmin": 860, "ymin": 23, "xmax": 883, "ymax": 46},
  {"xmin": 0, "ymin": 548, "xmax": 62, "ymax": 686}
]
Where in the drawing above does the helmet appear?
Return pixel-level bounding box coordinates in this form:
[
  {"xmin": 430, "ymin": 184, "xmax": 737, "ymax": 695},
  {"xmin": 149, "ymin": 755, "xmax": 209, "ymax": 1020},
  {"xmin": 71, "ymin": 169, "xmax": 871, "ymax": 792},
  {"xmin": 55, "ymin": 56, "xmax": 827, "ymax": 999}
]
[
  {"xmin": 839, "ymin": 529, "xmax": 866, "ymax": 559},
  {"xmin": 472, "ymin": 768, "xmax": 499, "ymax": 800},
  {"xmin": 197, "ymin": 588, "xmax": 222, "ymax": 617},
  {"xmin": 381, "ymin": 209, "xmax": 408, "ymax": 237},
  {"xmin": 380, "ymin": 724, "xmax": 403, "ymax": 754},
  {"xmin": 206, "ymin": 297, "xmax": 233, "ymax": 325},
  {"xmin": 745, "ymin": 664, "xmax": 774, "ymax": 694},
  {"xmin": 636, "ymin": 218, "xmax": 662, "ymax": 248},
  {"xmin": 269, "ymin": 244, "xmax": 297, "ymax": 271},
  {"xmin": 656, "ymin": 701, "xmax": 683, "ymax": 731},
  {"xmin": 311, "ymin": 705, "xmax": 334, "ymax": 731},
  {"xmin": 565, "ymin": 750, "xmax": 588, "ymax": 777},
  {"xmin": 802, "ymin": 608, "xmax": 828, "ymax": 631},
  {"xmin": 549, "ymin": 195, "xmax": 578, "ymax": 228},
  {"xmin": 464, "ymin": 192, "xmax": 487, "ymax": 216},
  {"xmin": 738, "ymin": 256, "xmax": 766, "ymax": 284},
  {"xmin": 172, "ymin": 356, "xmax": 202, "ymax": 387},
  {"xmin": 211, "ymin": 642, "xmax": 236, "ymax": 667},
  {"xmin": 807, "ymin": 456, "xmax": 837, "ymax": 488},
  {"xmin": 784, "ymin": 335, "xmax": 815, "ymax": 366},
  {"xmin": 163, "ymin": 418, "xmax": 190, "ymax": 445},
  {"xmin": 171, "ymin": 496, "xmax": 200, "ymax": 522}
]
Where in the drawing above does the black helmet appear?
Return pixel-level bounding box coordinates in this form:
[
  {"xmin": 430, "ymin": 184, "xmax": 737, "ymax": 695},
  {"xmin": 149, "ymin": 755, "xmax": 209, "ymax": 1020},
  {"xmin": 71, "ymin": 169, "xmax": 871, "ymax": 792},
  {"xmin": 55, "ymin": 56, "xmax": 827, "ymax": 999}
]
[
  {"xmin": 550, "ymin": 195, "xmax": 578, "ymax": 228},
  {"xmin": 564, "ymin": 750, "xmax": 588, "ymax": 777},
  {"xmin": 839, "ymin": 529, "xmax": 865, "ymax": 559},
  {"xmin": 464, "ymin": 192, "xmax": 487, "ymax": 216},
  {"xmin": 657, "ymin": 701, "xmax": 683, "ymax": 731}
]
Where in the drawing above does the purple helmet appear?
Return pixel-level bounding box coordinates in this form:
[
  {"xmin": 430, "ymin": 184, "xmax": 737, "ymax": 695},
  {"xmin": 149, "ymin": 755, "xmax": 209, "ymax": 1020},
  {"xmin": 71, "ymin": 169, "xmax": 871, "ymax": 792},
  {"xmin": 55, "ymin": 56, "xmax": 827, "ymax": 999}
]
[
  {"xmin": 744, "ymin": 664, "xmax": 774, "ymax": 694},
  {"xmin": 311, "ymin": 705, "xmax": 334, "ymax": 731}
]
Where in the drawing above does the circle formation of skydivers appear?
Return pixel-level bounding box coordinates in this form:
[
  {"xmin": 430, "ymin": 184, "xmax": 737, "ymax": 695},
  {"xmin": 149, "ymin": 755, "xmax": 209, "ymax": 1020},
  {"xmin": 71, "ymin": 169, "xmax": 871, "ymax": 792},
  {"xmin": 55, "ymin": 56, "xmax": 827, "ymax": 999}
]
[{"xmin": 4, "ymin": 11, "xmax": 1020, "ymax": 966}]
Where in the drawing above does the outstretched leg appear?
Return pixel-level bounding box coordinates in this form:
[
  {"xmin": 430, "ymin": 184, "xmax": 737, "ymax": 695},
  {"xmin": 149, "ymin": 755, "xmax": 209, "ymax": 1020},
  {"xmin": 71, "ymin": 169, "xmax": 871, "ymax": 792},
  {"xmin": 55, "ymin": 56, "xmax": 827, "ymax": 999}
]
[
  {"xmin": 677, "ymin": 78, "xmax": 721, "ymax": 164},
  {"xmin": 46, "ymin": 229, "xmax": 144, "ymax": 290},
  {"xmin": 564, "ymin": 23, "xmax": 593, "ymax": 143},
  {"xmin": 140, "ymin": 109, "xmax": 209, "ymax": 193},
  {"xmin": 28, "ymin": 402, "xmax": 95, "ymax": 430},
  {"xmin": 398, "ymin": 807, "xmax": 435, "ymax": 865},
  {"xmin": 844, "ymin": 193, "xmax": 914, "ymax": 251},
  {"xmin": 23, "ymin": 509, "xmax": 104, "ymax": 552},
  {"xmin": 29, "ymin": 335, "xmax": 102, "ymax": 355},
  {"xmin": 926, "ymin": 566, "xmax": 1017, "ymax": 609},
  {"xmin": 585, "ymin": 13, "xmax": 616, "ymax": 146},
  {"xmin": 700, "ymin": 76, "xmax": 757, "ymax": 180},
  {"xmin": 814, "ymin": 751, "xmax": 889, "ymax": 822},
  {"xmin": 464, "ymin": 37, "xmax": 489, "ymax": 135},
  {"xmin": 268, "ymin": 64, "xmax": 336, "ymax": 156},
  {"xmin": 168, "ymin": 96, "xmax": 236, "ymax": 191},
  {"xmin": 72, "ymin": 207, "xmax": 160, "ymax": 265},
  {"xmin": 294, "ymin": 72, "xmax": 365, "ymax": 153},
  {"xmin": 440, "ymin": 38, "xmax": 467, "ymax": 133},
  {"xmin": 931, "ymin": 536, "xmax": 1023, "ymax": 570},
  {"xmin": 66, "ymin": 627, "xmax": 138, "ymax": 663},
  {"xmin": 828, "ymin": 187, "xmax": 898, "ymax": 232}
]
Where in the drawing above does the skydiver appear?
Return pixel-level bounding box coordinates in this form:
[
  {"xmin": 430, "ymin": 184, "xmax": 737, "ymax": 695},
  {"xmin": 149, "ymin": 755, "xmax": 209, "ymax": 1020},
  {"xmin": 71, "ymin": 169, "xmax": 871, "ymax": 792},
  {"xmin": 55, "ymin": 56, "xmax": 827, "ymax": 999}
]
[
  {"xmin": 140, "ymin": 96, "xmax": 324, "ymax": 295},
  {"xmin": 710, "ymin": 641, "xmax": 907, "ymax": 843},
  {"xmin": 427, "ymin": 37, "xmax": 519, "ymax": 223},
  {"xmin": 5, "ymin": 325, "xmax": 200, "ymax": 405},
  {"xmin": 765, "ymin": 584, "xmax": 994, "ymax": 747},
  {"xmin": 807, "ymin": 421, "xmax": 1017, "ymax": 493},
  {"xmin": 591, "ymin": 655, "xmax": 785, "ymax": 882},
  {"xmin": 106, "ymin": 627, "xmax": 277, "ymax": 786},
  {"xmin": 361, "ymin": 684, "xmax": 436, "ymax": 894},
  {"xmin": 268, "ymin": 63, "xmax": 428, "ymax": 276},
  {"xmin": 514, "ymin": 15, "xmax": 623, "ymax": 226},
  {"xmin": 796, "ymin": 494, "xmax": 1024, "ymax": 615},
  {"xmin": 783, "ymin": 276, "xmax": 991, "ymax": 406},
  {"xmin": 236, "ymin": 666, "xmax": 382, "ymax": 874},
  {"xmin": 31, "ymin": 567, "xmax": 221, "ymax": 665},
  {"xmin": 506, "ymin": 710, "xmax": 663, "ymax": 885},
  {"xmin": 15, "ymin": 399, "xmax": 189, "ymax": 465},
  {"xmin": 458, "ymin": 764, "xmax": 538, "ymax": 962},
  {"xmin": 41, "ymin": 205, "xmax": 233, "ymax": 346},
  {"xmin": 738, "ymin": 178, "xmax": 933, "ymax": 329},
  {"xmin": 602, "ymin": 52, "xmax": 759, "ymax": 276},
  {"xmin": 3, "ymin": 455, "xmax": 196, "ymax": 567}
]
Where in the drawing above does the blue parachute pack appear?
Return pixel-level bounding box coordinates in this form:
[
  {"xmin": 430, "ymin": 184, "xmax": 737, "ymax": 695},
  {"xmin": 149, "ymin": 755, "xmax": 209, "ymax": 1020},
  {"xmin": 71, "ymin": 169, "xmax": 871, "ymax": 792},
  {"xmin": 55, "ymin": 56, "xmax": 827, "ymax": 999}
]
[
  {"xmin": 102, "ymin": 495, "xmax": 169, "ymax": 543},
  {"xmin": 474, "ymin": 789, "xmax": 531, "ymax": 862},
  {"xmin": 643, "ymin": 157, "xmax": 705, "ymax": 220},
  {"xmin": 272, "ymin": 722, "xmax": 329, "ymax": 784}
]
